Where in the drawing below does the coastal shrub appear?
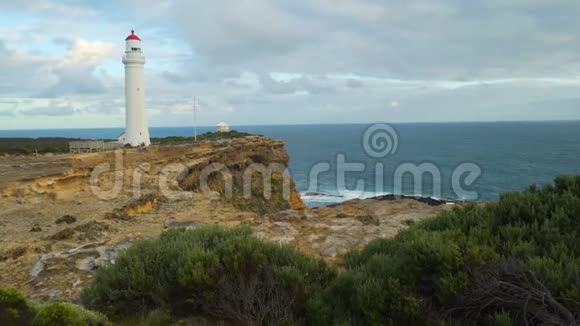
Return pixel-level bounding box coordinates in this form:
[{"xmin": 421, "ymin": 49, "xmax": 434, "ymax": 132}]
[
  {"xmin": 81, "ymin": 225, "xmax": 335, "ymax": 325},
  {"xmin": 0, "ymin": 288, "xmax": 36, "ymax": 325},
  {"xmin": 326, "ymin": 175, "xmax": 580, "ymax": 325},
  {"xmin": 0, "ymin": 289, "xmax": 110, "ymax": 326},
  {"xmin": 32, "ymin": 302, "xmax": 109, "ymax": 326}
]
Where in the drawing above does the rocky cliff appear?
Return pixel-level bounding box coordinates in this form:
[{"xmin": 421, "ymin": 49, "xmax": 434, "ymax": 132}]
[
  {"xmin": 0, "ymin": 136, "xmax": 303, "ymax": 299},
  {"xmin": 0, "ymin": 136, "xmax": 455, "ymax": 302},
  {"xmin": 1, "ymin": 136, "xmax": 304, "ymax": 210}
]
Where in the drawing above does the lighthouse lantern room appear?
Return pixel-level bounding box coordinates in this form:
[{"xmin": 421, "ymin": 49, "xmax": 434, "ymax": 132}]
[{"xmin": 118, "ymin": 30, "xmax": 150, "ymax": 146}]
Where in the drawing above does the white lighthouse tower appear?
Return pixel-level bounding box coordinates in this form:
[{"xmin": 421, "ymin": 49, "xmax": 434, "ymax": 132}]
[{"xmin": 118, "ymin": 30, "xmax": 150, "ymax": 146}]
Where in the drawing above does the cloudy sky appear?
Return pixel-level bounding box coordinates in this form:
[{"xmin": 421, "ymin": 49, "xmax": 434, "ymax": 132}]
[{"xmin": 0, "ymin": 0, "xmax": 579, "ymax": 129}]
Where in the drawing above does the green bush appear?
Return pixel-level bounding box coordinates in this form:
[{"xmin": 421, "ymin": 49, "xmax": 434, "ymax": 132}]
[
  {"xmin": 0, "ymin": 288, "xmax": 36, "ymax": 326},
  {"xmin": 32, "ymin": 302, "xmax": 109, "ymax": 326},
  {"xmin": 81, "ymin": 225, "xmax": 335, "ymax": 325},
  {"xmin": 0, "ymin": 289, "xmax": 110, "ymax": 326},
  {"xmin": 326, "ymin": 175, "xmax": 580, "ymax": 325}
]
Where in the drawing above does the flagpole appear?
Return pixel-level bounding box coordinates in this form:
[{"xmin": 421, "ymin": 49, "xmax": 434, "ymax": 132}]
[{"xmin": 193, "ymin": 96, "xmax": 197, "ymax": 142}]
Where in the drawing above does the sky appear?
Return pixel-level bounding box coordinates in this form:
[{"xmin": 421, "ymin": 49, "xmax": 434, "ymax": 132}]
[{"xmin": 0, "ymin": 0, "xmax": 579, "ymax": 129}]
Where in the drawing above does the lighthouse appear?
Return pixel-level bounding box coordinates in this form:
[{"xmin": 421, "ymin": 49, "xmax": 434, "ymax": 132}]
[{"xmin": 118, "ymin": 30, "xmax": 150, "ymax": 146}]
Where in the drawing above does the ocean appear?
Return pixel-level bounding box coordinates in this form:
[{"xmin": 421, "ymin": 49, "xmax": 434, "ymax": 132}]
[{"xmin": 1, "ymin": 121, "xmax": 579, "ymax": 207}]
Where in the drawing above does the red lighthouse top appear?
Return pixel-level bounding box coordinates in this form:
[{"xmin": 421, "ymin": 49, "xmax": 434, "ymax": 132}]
[{"xmin": 125, "ymin": 30, "xmax": 141, "ymax": 41}]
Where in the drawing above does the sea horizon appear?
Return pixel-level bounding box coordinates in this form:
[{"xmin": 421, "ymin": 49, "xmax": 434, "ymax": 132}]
[
  {"xmin": 1, "ymin": 121, "xmax": 579, "ymax": 207},
  {"xmin": 1, "ymin": 119, "xmax": 579, "ymax": 134}
]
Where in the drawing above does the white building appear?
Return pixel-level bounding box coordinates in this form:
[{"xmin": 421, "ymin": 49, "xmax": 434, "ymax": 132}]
[
  {"xmin": 118, "ymin": 30, "xmax": 150, "ymax": 146},
  {"xmin": 216, "ymin": 121, "xmax": 230, "ymax": 132}
]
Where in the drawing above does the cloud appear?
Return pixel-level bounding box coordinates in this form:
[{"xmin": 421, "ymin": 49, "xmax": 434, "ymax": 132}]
[
  {"xmin": 79, "ymin": 99, "xmax": 123, "ymax": 115},
  {"xmin": 41, "ymin": 65, "xmax": 107, "ymax": 97},
  {"xmin": 259, "ymin": 74, "xmax": 337, "ymax": 95},
  {"xmin": 222, "ymin": 106, "xmax": 235, "ymax": 113},
  {"xmin": 307, "ymin": 0, "xmax": 385, "ymax": 21},
  {"xmin": 0, "ymin": 36, "xmax": 118, "ymax": 98},
  {"xmin": 2, "ymin": 0, "xmax": 580, "ymax": 129},
  {"xmin": 20, "ymin": 103, "xmax": 76, "ymax": 116},
  {"xmin": 260, "ymin": 74, "xmax": 300, "ymax": 95},
  {"xmin": 0, "ymin": 41, "xmax": 55, "ymax": 96},
  {"xmin": 161, "ymin": 71, "xmax": 196, "ymax": 84},
  {"xmin": 346, "ymin": 79, "xmax": 363, "ymax": 88},
  {"xmin": 41, "ymin": 39, "xmax": 116, "ymax": 97},
  {"xmin": 0, "ymin": 108, "xmax": 15, "ymax": 116},
  {"xmin": 0, "ymin": 1, "xmax": 97, "ymax": 17},
  {"xmin": 223, "ymin": 75, "xmax": 257, "ymax": 90},
  {"xmin": 64, "ymin": 39, "xmax": 116, "ymax": 66},
  {"xmin": 167, "ymin": 0, "xmax": 580, "ymax": 80},
  {"xmin": 173, "ymin": 0, "xmax": 311, "ymax": 65}
]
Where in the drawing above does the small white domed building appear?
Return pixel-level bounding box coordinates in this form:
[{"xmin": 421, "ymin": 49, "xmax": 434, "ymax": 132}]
[{"xmin": 216, "ymin": 121, "xmax": 230, "ymax": 133}]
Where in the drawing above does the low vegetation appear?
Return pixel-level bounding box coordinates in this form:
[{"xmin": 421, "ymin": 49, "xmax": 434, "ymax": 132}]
[
  {"xmin": 0, "ymin": 137, "xmax": 77, "ymax": 155},
  {"xmin": 0, "ymin": 288, "xmax": 36, "ymax": 325},
  {"xmin": 325, "ymin": 175, "xmax": 580, "ymax": 325},
  {"xmin": 0, "ymin": 289, "xmax": 108, "ymax": 326},
  {"xmin": 151, "ymin": 130, "xmax": 254, "ymax": 145},
  {"xmin": 81, "ymin": 225, "xmax": 335, "ymax": 324},
  {"xmin": 31, "ymin": 303, "xmax": 109, "ymax": 326},
  {"xmin": 3, "ymin": 176, "xmax": 580, "ymax": 325},
  {"xmin": 0, "ymin": 130, "xmax": 253, "ymax": 155}
]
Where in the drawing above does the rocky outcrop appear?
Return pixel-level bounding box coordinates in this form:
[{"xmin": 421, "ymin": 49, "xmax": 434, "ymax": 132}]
[
  {"xmin": 175, "ymin": 136, "xmax": 306, "ymax": 213},
  {"xmin": 369, "ymin": 194, "xmax": 455, "ymax": 206},
  {"xmin": 0, "ymin": 136, "xmax": 305, "ymax": 300},
  {"xmin": 0, "ymin": 136, "xmax": 305, "ymax": 213},
  {"xmin": 254, "ymin": 197, "xmax": 458, "ymax": 260},
  {"xmin": 0, "ymin": 136, "xmax": 458, "ymax": 302}
]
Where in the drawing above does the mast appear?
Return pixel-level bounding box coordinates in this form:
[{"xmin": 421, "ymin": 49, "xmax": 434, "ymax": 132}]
[{"xmin": 193, "ymin": 96, "xmax": 197, "ymax": 142}]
